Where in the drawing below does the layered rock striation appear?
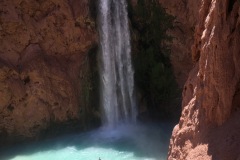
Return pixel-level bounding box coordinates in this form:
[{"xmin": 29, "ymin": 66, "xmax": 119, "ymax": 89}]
[
  {"xmin": 0, "ymin": 0, "xmax": 98, "ymax": 144},
  {"xmin": 159, "ymin": 0, "xmax": 240, "ymax": 159}
]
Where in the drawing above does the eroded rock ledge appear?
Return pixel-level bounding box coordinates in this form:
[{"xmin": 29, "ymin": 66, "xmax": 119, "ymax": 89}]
[{"xmin": 159, "ymin": 0, "xmax": 240, "ymax": 159}]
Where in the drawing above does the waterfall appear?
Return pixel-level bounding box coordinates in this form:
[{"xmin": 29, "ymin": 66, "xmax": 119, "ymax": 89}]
[{"xmin": 98, "ymin": 0, "xmax": 136, "ymax": 127}]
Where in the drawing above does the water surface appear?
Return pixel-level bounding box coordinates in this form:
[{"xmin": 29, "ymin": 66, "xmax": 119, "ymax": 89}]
[{"xmin": 0, "ymin": 123, "xmax": 173, "ymax": 160}]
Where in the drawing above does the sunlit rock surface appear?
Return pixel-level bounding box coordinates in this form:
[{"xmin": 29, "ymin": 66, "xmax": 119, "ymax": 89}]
[{"xmin": 160, "ymin": 0, "xmax": 240, "ymax": 159}]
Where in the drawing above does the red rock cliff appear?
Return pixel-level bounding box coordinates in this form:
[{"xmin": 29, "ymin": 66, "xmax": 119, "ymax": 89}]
[
  {"xmin": 0, "ymin": 0, "xmax": 98, "ymax": 142},
  {"xmin": 159, "ymin": 0, "xmax": 240, "ymax": 159},
  {"xmin": 159, "ymin": 0, "xmax": 201, "ymax": 88}
]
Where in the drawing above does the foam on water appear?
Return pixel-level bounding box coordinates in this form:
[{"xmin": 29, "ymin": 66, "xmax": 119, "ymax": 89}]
[{"xmin": 0, "ymin": 123, "xmax": 173, "ymax": 160}]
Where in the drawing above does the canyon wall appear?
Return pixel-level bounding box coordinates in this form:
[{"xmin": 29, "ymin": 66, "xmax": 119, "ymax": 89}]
[
  {"xmin": 159, "ymin": 0, "xmax": 240, "ymax": 159},
  {"xmin": 0, "ymin": 0, "xmax": 99, "ymax": 144},
  {"xmin": 158, "ymin": 0, "xmax": 200, "ymax": 88}
]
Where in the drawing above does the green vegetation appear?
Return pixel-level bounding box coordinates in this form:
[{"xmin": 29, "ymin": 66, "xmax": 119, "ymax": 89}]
[{"xmin": 129, "ymin": 0, "xmax": 180, "ymax": 119}]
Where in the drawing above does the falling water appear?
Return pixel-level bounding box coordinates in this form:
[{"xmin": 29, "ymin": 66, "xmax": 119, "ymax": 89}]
[{"xmin": 98, "ymin": 0, "xmax": 136, "ymax": 127}]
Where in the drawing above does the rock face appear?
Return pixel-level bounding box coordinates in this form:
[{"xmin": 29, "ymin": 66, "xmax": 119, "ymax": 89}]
[
  {"xmin": 159, "ymin": 0, "xmax": 240, "ymax": 159},
  {"xmin": 0, "ymin": 0, "xmax": 98, "ymax": 144},
  {"xmin": 159, "ymin": 0, "xmax": 201, "ymax": 88}
]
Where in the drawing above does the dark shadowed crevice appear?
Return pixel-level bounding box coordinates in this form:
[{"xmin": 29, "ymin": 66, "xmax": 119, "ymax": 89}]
[
  {"xmin": 89, "ymin": 0, "xmax": 98, "ymax": 21},
  {"xmin": 7, "ymin": 104, "xmax": 14, "ymax": 112},
  {"xmin": 227, "ymin": 0, "xmax": 237, "ymax": 14},
  {"xmin": 232, "ymin": 80, "xmax": 240, "ymax": 112},
  {"xmin": 23, "ymin": 76, "xmax": 30, "ymax": 85}
]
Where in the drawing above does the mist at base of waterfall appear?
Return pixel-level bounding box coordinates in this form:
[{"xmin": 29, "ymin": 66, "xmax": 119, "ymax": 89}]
[{"xmin": 0, "ymin": 123, "xmax": 174, "ymax": 160}]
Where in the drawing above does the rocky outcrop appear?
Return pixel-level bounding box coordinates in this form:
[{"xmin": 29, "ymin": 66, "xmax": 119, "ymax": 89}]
[
  {"xmin": 162, "ymin": 0, "xmax": 240, "ymax": 159},
  {"xmin": 0, "ymin": 0, "xmax": 98, "ymax": 144},
  {"xmin": 158, "ymin": 0, "xmax": 201, "ymax": 88}
]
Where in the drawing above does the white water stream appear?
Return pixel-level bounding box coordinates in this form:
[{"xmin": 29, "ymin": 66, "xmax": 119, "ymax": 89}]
[{"xmin": 98, "ymin": 0, "xmax": 136, "ymax": 127}]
